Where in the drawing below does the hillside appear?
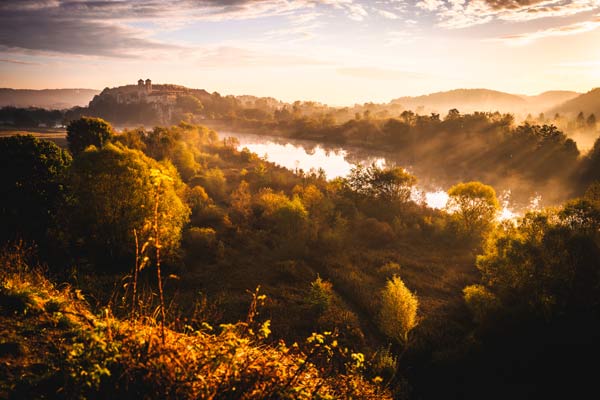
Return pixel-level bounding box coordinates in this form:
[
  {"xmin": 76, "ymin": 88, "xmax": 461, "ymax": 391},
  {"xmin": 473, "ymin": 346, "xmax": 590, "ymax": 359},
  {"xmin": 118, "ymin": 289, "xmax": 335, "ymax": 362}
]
[
  {"xmin": 391, "ymin": 89, "xmax": 529, "ymax": 114},
  {"xmin": 0, "ymin": 248, "xmax": 389, "ymax": 399},
  {"xmin": 389, "ymin": 88, "xmax": 582, "ymax": 115},
  {"xmin": 521, "ymin": 90, "xmax": 580, "ymax": 113},
  {"xmin": 550, "ymin": 88, "xmax": 600, "ymax": 117},
  {"xmin": 0, "ymin": 89, "xmax": 99, "ymax": 109}
]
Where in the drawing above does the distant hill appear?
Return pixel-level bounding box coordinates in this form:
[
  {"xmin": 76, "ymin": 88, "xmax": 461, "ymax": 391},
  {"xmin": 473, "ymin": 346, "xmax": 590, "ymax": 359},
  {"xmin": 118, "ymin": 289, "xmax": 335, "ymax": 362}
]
[
  {"xmin": 390, "ymin": 88, "xmax": 581, "ymax": 115},
  {"xmin": 391, "ymin": 89, "xmax": 529, "ymax": 114},
  {"xmin": 520, "ymin": 90, "xmax": 580, "ymax": 114},
  {"xmin": 549, "ymin": 88, "xmax": 600, "ymax": 117},
  {"xmin": 0, "ymin": 88, "xmax": 100, "ymax": 109}
]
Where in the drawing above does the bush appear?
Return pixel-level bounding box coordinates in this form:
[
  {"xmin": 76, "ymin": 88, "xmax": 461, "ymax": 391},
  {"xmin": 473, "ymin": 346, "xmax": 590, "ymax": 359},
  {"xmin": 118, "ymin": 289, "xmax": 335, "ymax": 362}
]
[
  {"xmin": 463, "ymin": 284, "xmax": 500, "ymax": 323},
  {"xmin": 183, "ymin": 227, "xmax": 223, "ymax": 262},
  {"xmin": 378, "ymin": 275, "xmax": 419, "ymax": 344},
  {"xmin": 194, "ymin": 168, "xmax": 227, "ymax": 201},
  {"xmin": 306, "ymin": 275, "xmax": 334, "ymax": 313},
  {"xmin": 356, "ymin": 218, "xmax": 395, "ymax": 247}
]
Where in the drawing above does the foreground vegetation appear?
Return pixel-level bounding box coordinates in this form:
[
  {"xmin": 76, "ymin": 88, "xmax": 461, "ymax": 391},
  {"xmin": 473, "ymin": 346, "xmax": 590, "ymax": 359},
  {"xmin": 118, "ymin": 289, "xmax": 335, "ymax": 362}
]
[
  {"xmin": 0, "ymin": 245, "xmax": 389, "ymax": 399},
  {"xmin": 1, "ymin": 117, "xmax": 599, "ymax": 398}
]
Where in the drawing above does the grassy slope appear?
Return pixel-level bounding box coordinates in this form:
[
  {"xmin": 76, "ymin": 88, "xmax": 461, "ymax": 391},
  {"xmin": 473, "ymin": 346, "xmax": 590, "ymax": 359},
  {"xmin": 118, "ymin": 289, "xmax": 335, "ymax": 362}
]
[{"xmin": 0, "ymin": 250, "xmax": 390, "ymax": 399}]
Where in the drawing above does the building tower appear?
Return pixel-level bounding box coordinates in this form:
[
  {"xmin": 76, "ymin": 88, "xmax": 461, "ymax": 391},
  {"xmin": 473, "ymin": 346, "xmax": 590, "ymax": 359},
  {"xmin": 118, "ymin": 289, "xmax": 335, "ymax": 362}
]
[
  {"xmin": 145, "ymin": 79, "xmax": 152, "ymax": 93},
  {"xmin": 137, "ymin": 79, "xmax": 144, "ymax": 88}
]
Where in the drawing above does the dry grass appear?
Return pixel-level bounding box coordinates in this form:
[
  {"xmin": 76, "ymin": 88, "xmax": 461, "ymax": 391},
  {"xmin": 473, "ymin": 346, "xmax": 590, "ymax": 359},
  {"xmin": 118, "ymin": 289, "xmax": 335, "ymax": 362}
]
[{"xmin": 0, "ymin": 244, "xmax": 391, "ymax": 399}]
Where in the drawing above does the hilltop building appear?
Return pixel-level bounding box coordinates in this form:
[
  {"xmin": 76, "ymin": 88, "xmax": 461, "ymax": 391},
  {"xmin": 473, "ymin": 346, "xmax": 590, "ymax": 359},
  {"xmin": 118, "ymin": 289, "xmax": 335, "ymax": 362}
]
[
  {"xmin": 88, "ymin": 79, "xmax": 201, "ymax": 125},
  {"xmin": 113, "ymin": 79, "xmax": 183, "ymax": 106}
]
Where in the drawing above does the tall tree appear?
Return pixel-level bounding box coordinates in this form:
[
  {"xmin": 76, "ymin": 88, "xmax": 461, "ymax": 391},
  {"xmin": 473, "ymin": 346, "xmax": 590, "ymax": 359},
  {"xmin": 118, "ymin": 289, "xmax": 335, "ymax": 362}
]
[{"xmin": 65, "ymin": 143, "xmax": 189, "ymax": 267}]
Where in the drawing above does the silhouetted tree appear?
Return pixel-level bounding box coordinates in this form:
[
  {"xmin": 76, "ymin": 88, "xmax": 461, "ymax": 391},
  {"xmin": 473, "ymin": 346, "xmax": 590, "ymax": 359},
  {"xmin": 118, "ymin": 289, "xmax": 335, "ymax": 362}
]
[
  {"xmin": 576, "ymin": 111, "xmax": 586, "ymax": 128},
  {"xmin": 0, "ymin": 135, "xmax": 71, "ymax": 244},
  {"xmin": 67, "ymin": 116, "xmax": 114, "ymax": 156},
  {"xmin": 587, "ymin": 113, "xmax": 597, "ymax": 129}
]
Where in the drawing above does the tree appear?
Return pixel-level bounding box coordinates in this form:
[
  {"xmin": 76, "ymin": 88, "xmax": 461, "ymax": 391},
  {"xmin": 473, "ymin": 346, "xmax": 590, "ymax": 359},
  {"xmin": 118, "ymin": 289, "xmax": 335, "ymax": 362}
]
[
  {"xmin": 66, "ymin": 116, "xmax": 115, "ymax": 156},
  {"xmin": 379, "ymin": 275, "xmax": 418, "ymax": 344},
  {"xmin": 587, "ymin": 113, "xmax": 597, "ymax": 129},
  {"xmin": 346, "ymin": 164, "xmax": 416, "ymax": 203},
  {"xmin": 230, "ymin": 180, "xmax": 252, "ymax": 225},
  {"xmin": 176, "ymin": 94, "xmax": 204, "ymax": 114},
  {"xmin": 576, "ymin": 111, "xmax": 586, "ymax": 128},
  {"xmin": 0, "ymin": 135, "xmax": 71, "ymax": 244},
  {"xmin": 445, "ymin": 108, "xmax": 460, "ymax": 120},
  {"xmin": 447, "ymin": 181, "xmax": 499, "ymax": 235},
  {"xmin": 65, "ymin": 143, "xmax": 189, "ymax": 267},
  {"xmin": 307, "ymin": 275, "xmax": 334, "ymax": 313},
  {"xmin": 475, "ymin": 205, "xmax": 600, "ymax": 317},
  {"xmin": 254, "ymin": 188, "xmax": 308, "ymax": 237}
]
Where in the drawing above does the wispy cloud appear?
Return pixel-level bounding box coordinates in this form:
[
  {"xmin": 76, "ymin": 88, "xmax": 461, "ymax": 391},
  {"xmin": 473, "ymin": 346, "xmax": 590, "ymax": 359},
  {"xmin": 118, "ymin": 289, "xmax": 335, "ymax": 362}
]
[
  {"xmin": 375, "ymin": 9, "xmax": 401, "ymax": 19},
  {"xmin": 556, "ymin": 59, "xmax": 600, "ymax": 67},
  {"xmin": 496, "ymin": 15, "xmax": 600, "ymax": 44},
  {"xmin": 385, "ymin": 30, "xmax": 420, "ymax": 46},
  {"xmin": 194, "ymin": 46, "xmax": 330, "ymax": 68},
  {"xmin": 0, "ymin": 58, "xmax": 40, "ymax": 65},
  {"xmin": 337, "ymin": 66, "xmax": 427, "ymax": 80},
  {"xmin": 414, "ymin": 0, "xmax": 600, "ymax": 29}
]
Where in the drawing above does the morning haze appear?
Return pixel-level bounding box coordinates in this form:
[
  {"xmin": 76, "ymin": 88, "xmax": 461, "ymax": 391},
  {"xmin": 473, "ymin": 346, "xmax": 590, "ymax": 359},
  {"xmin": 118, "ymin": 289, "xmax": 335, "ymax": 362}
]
[{"xmin": 1, "ymin": 1, "xmax": 600, "ymax": 400}]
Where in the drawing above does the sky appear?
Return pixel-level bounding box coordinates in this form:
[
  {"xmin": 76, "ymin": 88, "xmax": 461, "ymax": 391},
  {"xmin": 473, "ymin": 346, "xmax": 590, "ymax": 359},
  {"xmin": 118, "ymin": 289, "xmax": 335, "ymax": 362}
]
[{"xmin": 1, "ymin": 0, "xmax": 600, "ymax": 105}]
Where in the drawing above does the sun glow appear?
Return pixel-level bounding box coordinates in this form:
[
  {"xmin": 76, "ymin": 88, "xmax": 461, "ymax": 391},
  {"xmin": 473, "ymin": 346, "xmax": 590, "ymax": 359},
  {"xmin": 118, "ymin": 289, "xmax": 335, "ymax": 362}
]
[{"xmin": 425, "ymin": 190, "xmax": 449, "ymax": 209}]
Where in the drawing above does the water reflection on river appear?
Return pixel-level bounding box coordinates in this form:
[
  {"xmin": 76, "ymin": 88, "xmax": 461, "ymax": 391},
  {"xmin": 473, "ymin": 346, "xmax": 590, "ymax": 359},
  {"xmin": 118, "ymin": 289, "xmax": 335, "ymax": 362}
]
[
  {"xmin": 222, "ymin": 131, "xmax": 385, "ymax": 180},
  {"xmin": 221, "ymin": 131, "xmax": 524, "ymax": 219}
]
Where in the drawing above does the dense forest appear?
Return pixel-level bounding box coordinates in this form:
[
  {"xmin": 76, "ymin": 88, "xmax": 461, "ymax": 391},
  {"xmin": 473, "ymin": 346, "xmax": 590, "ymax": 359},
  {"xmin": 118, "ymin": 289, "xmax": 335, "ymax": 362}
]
[{"xmin": 1, "ymin": 114, "xmax": 599, "ymax": 399}]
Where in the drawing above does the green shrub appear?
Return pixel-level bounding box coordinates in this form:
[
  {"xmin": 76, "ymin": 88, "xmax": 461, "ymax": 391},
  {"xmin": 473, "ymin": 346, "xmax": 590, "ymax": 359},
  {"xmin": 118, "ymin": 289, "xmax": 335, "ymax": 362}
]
[{"xmin": 307, "ymin": 275, "xmax": 334, "ymax": 313}]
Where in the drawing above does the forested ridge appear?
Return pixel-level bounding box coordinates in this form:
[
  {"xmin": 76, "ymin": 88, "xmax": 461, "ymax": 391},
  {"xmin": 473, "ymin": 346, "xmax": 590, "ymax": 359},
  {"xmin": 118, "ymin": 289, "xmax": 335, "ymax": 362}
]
[
  {"xmin": 3, "ymin": 84, "xmax": 599, "ymax": 205},
  {"xmin": 1, "ymin": 113, "xmax": 600, "ymax": 399}
]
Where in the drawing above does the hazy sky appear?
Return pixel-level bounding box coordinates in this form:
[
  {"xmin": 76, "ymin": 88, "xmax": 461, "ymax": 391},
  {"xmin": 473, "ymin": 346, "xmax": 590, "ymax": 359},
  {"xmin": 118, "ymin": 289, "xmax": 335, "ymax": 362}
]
[{"xmin": 1, "ymin": 0, "xmax": 599, "ymax": 105}]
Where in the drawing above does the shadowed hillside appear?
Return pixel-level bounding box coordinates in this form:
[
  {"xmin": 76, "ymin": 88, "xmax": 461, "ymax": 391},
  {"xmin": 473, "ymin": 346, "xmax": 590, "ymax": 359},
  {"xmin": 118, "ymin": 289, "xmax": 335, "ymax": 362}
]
[
  {"xmin": 550, "ymin": 88, "xmax": 600, "ymax": 117},
  {"xmin": 0, "ymin": 89, "xmax": 99, "ymax": 109}
]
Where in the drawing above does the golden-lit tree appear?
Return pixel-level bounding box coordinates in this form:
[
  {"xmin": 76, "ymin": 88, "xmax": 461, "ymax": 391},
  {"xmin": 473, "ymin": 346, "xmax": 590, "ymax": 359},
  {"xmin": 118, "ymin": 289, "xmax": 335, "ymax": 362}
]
[
  {"xmin": 66, "ymin": 143, "xmax": 189, "ymax": 267},
  {"xmin": 379, "ymin": 275, "xmax": 419, "ymax": 344},
  {"xmin": 447, "ymin": 181, "xmax": 500, "ymax": 235}
]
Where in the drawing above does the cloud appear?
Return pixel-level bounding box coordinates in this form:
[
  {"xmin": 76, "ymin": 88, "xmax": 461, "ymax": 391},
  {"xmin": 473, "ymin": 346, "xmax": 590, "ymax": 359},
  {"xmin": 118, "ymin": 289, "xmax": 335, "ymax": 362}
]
[
  {"xmin": 0, "ymin": 16, "xmax": 179, "ymax": 58},
  {"xmin": 496, "ymin": 15, "xmax": 600, "ymax": 44},
  {"xmin": 385, "ymin": 30, "xmax": 421, "ymax": 46},
  {"xmin": 414, "ymin": 0, "xmax": 600, "ymax": 29},
  {"xmin": 0, "ymin": 58, "xmax": 40, "ymax": 65},
  {"xmin": 194, "ymin": 46, "xmax": 330, "ymax": 68},
  {"xmin": 416, "ymin": 0, "xmax": 445, "ymax": 12},
  {"xmin": 0, "ymin": 0, "xmax": 374, "ymax": 57},
  {"xmin": 337, "ymin": 66, "xmax": 427, "ymax": 80},
  {"xmin": 556, "ymin": 59, "xmax": 600, "ymax": 67},
  {"xmin": 376, "ymin": 9, "xmax": 401, "ymax": 19}
]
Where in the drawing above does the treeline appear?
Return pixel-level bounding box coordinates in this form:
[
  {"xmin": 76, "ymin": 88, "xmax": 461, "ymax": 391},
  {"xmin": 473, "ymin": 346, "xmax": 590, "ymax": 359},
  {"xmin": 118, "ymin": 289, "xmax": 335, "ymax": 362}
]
[
  {"xmin": 0, "ymin": 106, "xmax": 66, "ymax": 128},
  {"xmin": 231, "ymin": 109, "xmax": 600, "ymax": 204}
]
